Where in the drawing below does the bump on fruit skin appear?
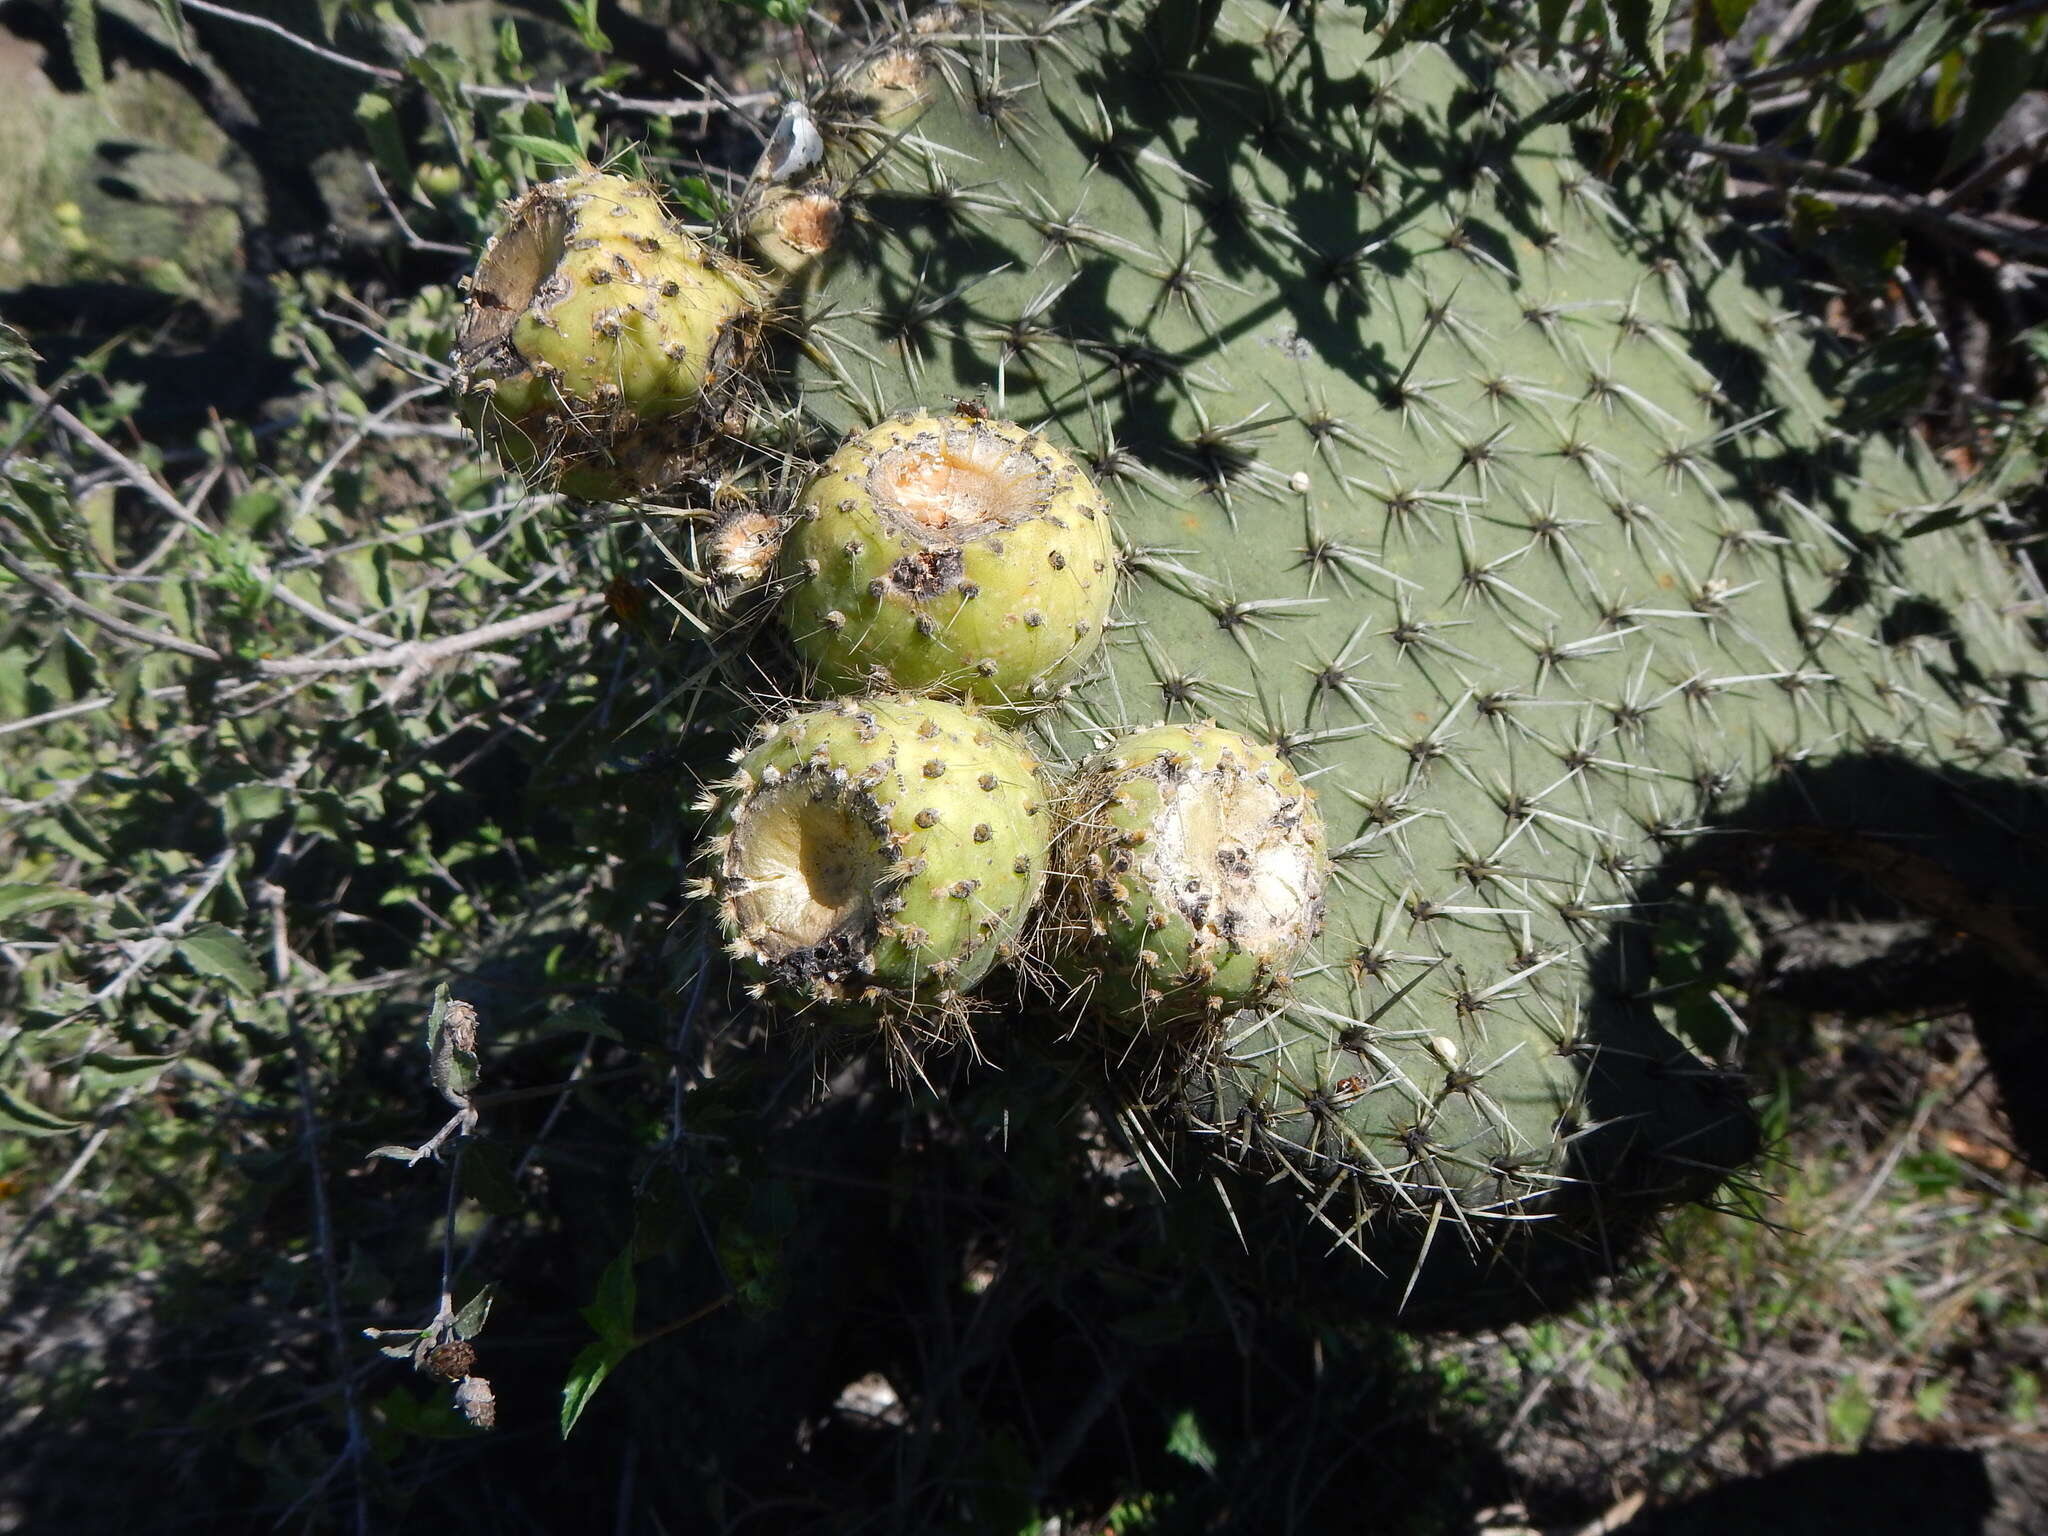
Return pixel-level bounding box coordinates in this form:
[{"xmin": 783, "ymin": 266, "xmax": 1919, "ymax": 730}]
[
  {"xmin": 779, "ymin": 408, "xmax": 1119, "ymax": 711},
  {"xmin": 453, "ymin": 171, "xmax": 768, "ymax": 502},
  {"xmin": 701, "ymin": 694, "xmax": 1053, "ymax": 1060},
  {"xmin": 1049, "ymin": 722, "xmax": 1328, "ymax": 1089}
]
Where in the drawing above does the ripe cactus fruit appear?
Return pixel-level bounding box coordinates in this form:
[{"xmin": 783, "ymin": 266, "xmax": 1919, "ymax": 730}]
[
  {"xmin": 453, "ymin": 171, "xmax": 766, "ymax": 501},
  {"xmin": 779, "ymin": 408, "xmax": 1118, "ymax": 710},
  {"xmin": 1054, "ymin": 723, "xmax": 1328, "ymax": 1022},
  {"xmin": 703, "ymin": 694, "xmax": 1052, "ymax": 1008}
]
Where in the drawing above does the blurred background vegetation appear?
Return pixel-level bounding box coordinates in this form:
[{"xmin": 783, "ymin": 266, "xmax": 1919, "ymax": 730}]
[{"xmin": 3, "ymin": 0, "xmax": 2048, "ymax": 1531}]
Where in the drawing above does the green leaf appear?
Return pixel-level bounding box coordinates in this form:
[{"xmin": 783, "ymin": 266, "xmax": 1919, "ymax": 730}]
[
  {"xmin": 560, "ymin": 1338, "xmax": 629, "ymax": 1438},
  {"xmin": 1942, "ymin": 33, "xmax": 2042, "ymax": 175},
  {"xmin": 176, "ymin": 923, "xmax": 263, "ymax": 996},
  {"xmin": 582, "ymin": 1248, "xmax": 637, "ymax": 1346},
  {"xmin": 1612, "ymin": 0, "xmax": 1663, "ymax": 74},
  {"xmin": 496, "ymin": 132, "xmax": 585, "ymax": 167},
  {"xmin": 556, "ymin": 0, "xmax": 609, "ymax": 52},
  {"xmin": 1164, "ymin": 1408, "xmax": 1218, "ymax": 1475},
  {"xmin": 453, "ymin": 1284, "xmax": 496, "ymax": 1341},
  {"xmin": 1374, "ymin": 0, "xmax": 1474, "ymax": 57},
  {"xmin": 150, "ymin": 0, "xmax": 193, "ymax": 58},
  {"xmin": 1699, "ymin": 0, "xmax": 1755, "ymax": 44},
  {"xmin": 0, "ymin": 885, "xmax": 92, "ymax": 926},
  {"xmin": 63, "ymin": 0, "xmax": 103, "ymax": 93},
  {"xmin": 1862, "ymin": 0, "xmax": 1966, "ymax": 112},
  {"xmin": 459, "ymin": 1139, "xmax": 525, "ymax": 1216},
  {"xmin": 717, "ymin": 0, "xmax": 810, "ymax": 24},
  {"xmin": 534, "ymin": 1002, "xmax": 621, "ymax": 1042},
  {"xmin": 0, "ymin": 1083, "xmax": 84, "ymax": 1137},
  {"xmin": 81, "ymin": 1051, "xmax": 181, "ymax": 1089}
]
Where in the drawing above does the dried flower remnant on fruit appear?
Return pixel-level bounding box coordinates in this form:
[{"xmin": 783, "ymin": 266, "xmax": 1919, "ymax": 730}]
[
  {"xmin": 709, "ymin": 507, "xmax": 785, "ymax": 586},
  {"xmin": 1054, "ymin": 723, "xmax": 1328, "ymax": 1025},
  {"xmin": 780, "ymin": 408, "xmax": 1118, "ymax": 710}
]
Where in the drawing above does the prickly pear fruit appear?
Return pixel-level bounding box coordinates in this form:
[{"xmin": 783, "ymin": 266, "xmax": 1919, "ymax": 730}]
[
  {"xmin": 702, "ymin": 694, "xmax": 1052, "ymax": 1009},
  {"xmin": 453, "ymin": 171, "xmax": 766, "ymax": 501},
  {"xmin": 1054, "ymin": 723, "xmax": 1328, "ymax": 1024},
  {"xmin": 779, "ymin": 408, "xmax": 1118, "ymax": 710}
]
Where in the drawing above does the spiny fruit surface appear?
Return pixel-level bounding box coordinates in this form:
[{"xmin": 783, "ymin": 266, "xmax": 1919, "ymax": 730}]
[
  {"xmin": 706, "ymin": 694, "xmax": 1052, "ymax": 1008},
  {"xmin": 1053, "ymin": 722, "xmax": 1327, "ymax": 1023},
  {"xmin": 784, "ymin": 0, "xmax": 2047, "ymax": 1285},
  {"xmin": 454, "ymin": 171, "xmax": 766, "ymax": 501},
  {"xmin": 780, "ymin": 408, "xmax": 1119, "ymax": 709}
]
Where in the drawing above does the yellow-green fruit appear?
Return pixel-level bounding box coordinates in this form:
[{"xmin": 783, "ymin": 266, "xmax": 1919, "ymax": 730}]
[
  {"xmin": 1054, "ymin": 723, "xmax": 1328, "ymax": 1023},
  {"xmin": 780, "ymin": 409, "xmax": 1118, "ymax": 710},
  {"xmin": 453, "ymin": 171, "xmax": 766, "ymax": 501},
  {"xmin": 703, "ymin": 694, "xmax": 1053, "ymax": 1006}
]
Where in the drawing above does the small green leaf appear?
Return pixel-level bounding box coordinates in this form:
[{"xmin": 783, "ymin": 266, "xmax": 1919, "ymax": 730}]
[
  {"xmin": 582, "ymin": 1248, "xmax": 638, "ymax": 1346},
  {"xmin": 81, "ymin": 1051, "xmax": 181, "ymax": 1089},
  {"xmin": 453, "ymin": 1284, "xmax": 496, "ymax": 1341},
  {"xmin": 1701, "ymin": 0, "xmax": 1756, "ymax": 44},
  {"xmin": 1835, "ymin": 324, "xmax": 1941, "ymax": 432},
  {"xmin": 0, "ymin": 885, "xmax": 92, "ymax": 925},
  {"xmin": 497, "ymin": 132, "xmax": 584, "ymax": 167},
  {"xmin": 1612, "ymin": 0, "xmax": 1663, "ymax": 74},
  {"xmin": 1374, "ymin": 0, "xmax": 1473, "ymax": 57},
  {"xmin": 1942, "ymin": 33, "xmax": 2042, "ymax": 175},
  {"xmin": 1862, "ymin": 0, "xmax": 1966, "ymax": 112},
  {"xmin": 717, "ymin": 0, "xmax": 809, "ymax": 24},
  {"xmin": 534, "ymin": 1002, "xmax": 621, "ymax": 1042},
  {"xmin": 151, "ymin": 0, "xmax": 193, "ymax": 58},
  {"xmin": 459, "ymin": 1139, "xmax": 525, "ymax": 1216},
  {"xmin": 176, "ymin": 923, "xmax": 263, "ymax": 996},
  {"xmin": 63, "ymin": 0, "xmax": 103, "ymax": 92},
  {"xmin": 0, "ymin": 1084, "xmax": 84, "ymax": 1137},
  {"xmin": 1164, "ymin": 1408, "xmax": 1218, "ymax": 1475},
  {"xmin": 560, "ymin": 1338, "xmax": 630, "ymax": 1438}
]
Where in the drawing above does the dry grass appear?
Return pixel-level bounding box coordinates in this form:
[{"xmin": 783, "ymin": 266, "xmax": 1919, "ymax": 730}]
[{"xmin": 1444, "ymin": 1011, "xmax": 2048, "ymax": 1530}]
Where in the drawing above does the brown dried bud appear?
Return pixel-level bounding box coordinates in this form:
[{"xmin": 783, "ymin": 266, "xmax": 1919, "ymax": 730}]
[
  {"xmin": 444, "ymin": 1000, "xmax": 480, "ymax": 1056},
  {"xmin": 422, "ymin": 1339, "xmax": 477, "ymax": 1382},
  {"xmin": 453, "ymin": 1373, "xmax": 497, "ymax": 1430}
]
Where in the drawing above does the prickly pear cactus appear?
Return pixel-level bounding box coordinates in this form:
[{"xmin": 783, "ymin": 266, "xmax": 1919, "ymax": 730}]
[
  {"xmin": 774, "ymin": 0, "xmax": 2046, "ymax": 1289},
  {"xmin": 455, "ymin": 171, "xmax": 766, "ymax": 501},
  {"xmin": 700, "ymin": 694, "xmax": 1053, "ymax": 1024}
]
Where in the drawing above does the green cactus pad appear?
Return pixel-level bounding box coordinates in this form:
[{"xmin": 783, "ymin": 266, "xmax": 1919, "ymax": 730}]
[
  {"xmin": 704, "ymin": 694, "xmax": 1053, "ymax": 1010},
  {"xmin": 454, "ymin": 171, "xmax": 766, "ymax": 501},
  {"xmin": 776, "ymin": 0, "xmax": 2047, "ymax": 1286},
  {"xmin": 1053, "ymin": 722, "xmax": 1328, "ymax": 1023},
  {"xmin": 779, "ymin": 408, "xmax": 1119, "ymax": 709}
]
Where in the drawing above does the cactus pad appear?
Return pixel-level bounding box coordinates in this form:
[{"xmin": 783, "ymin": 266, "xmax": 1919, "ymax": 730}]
[{"xmin": 772, "ymin": 0, "xmax": 2047, "ymax": 1292}]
